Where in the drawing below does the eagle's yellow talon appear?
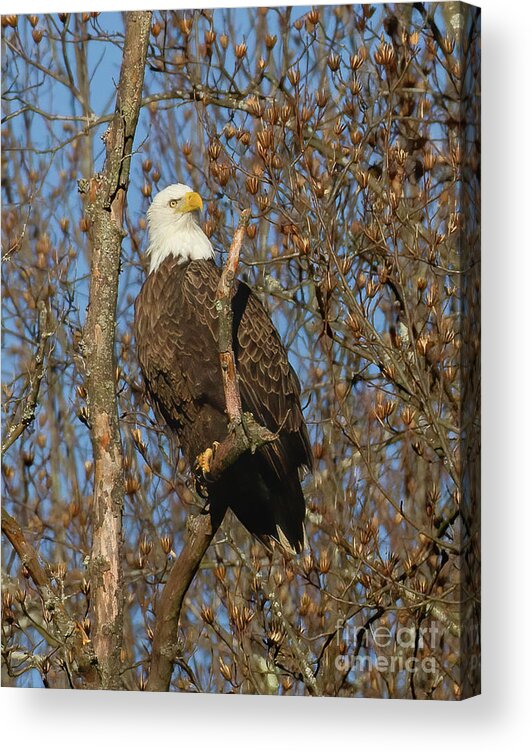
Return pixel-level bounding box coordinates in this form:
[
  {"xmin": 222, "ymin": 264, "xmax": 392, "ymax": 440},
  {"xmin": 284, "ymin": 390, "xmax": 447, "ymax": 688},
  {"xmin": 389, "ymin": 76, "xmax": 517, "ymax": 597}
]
[
  {"xmin": 195, "ymin": 441, "xmax": 220, "ymax": 479},
  {"xmin": 196, "ymin": 447, "xmax": 213, "ymax": 476}
]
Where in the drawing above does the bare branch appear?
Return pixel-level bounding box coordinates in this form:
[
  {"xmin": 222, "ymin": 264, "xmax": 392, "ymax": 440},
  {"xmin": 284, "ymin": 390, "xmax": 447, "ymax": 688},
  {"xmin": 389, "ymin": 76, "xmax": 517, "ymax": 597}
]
[
  {"xmin": 2, "ymin": 302, "xmax": 51, "ymax": 457},
  {"xmin": 1, "ymin": 509, "xmax": 98, "ymax": 682},
  {"xmin": 146, "ymin": 513, "xmax": 215, "ymax": 692},
  {"xmin": 215, "ymin": 208, "xmax": 251, "ymax": 421}
]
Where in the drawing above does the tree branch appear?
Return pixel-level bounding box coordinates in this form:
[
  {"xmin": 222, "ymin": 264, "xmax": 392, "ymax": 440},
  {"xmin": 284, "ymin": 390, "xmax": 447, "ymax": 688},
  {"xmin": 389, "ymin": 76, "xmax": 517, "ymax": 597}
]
[
  {"xmin": 146, "ymin": 513, "xmax": 215, "ymax": 692},
  {"xmin": 1, "ymin": 509, "xmax": 98, "ymax": 682},
  {"xmin": 215, "ymin": 208, "xmax": 251, "ymax": 422},
  {"xmin": 147, "ymin": 208, "xmax": 264, "ymax": 692},
  {"xmin": 1, "ymin": 302, "xmax": 51, "ymax": 457}
]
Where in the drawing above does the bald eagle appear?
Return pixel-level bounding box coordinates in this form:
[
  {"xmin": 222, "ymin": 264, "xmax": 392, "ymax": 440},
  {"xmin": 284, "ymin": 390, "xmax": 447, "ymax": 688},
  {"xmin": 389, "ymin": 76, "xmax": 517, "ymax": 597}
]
[{"xmin": 134, "ymin": 184, "xmax": 312, "ymax": 552}]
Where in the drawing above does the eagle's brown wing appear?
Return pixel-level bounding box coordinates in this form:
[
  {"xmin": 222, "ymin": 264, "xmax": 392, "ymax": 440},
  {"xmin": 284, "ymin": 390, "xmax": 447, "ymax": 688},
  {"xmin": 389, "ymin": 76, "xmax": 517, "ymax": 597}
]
[
  {"xmin": 179, "ymin": 260, "xmax": 313, "ymax": 475},
  {"xmin": 232, "ymin": 281, "xmax": 313, "ymax": 476},
  {"xmin": 135, "ymin": 257, "xmax": 228, "ymax": 449}
]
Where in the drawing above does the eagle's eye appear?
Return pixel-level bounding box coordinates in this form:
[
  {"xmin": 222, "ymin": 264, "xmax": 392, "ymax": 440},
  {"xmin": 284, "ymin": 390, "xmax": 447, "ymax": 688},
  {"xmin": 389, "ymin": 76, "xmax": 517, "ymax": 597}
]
[{"xmin": 168, "ymin": 199, "xmax": 179, "ymax": 208}]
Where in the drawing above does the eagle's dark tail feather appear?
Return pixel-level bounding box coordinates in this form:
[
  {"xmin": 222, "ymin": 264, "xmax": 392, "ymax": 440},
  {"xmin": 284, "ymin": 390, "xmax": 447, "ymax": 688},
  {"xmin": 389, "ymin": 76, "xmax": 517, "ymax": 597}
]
[
  {"xmin": 209, "ymin": 452, "xmax": 307, "ymax": 554},
  {"xmin": 270, "ymin": 473, "xmax": 307, "ymax": 554}
]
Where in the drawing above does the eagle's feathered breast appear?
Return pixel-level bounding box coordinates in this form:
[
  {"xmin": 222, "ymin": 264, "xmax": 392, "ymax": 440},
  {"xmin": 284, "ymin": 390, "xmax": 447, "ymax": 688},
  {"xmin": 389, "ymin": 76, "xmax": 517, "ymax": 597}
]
[{"xmin": 134, "ymin": 256, "xmax": 312, "ymax": 550}]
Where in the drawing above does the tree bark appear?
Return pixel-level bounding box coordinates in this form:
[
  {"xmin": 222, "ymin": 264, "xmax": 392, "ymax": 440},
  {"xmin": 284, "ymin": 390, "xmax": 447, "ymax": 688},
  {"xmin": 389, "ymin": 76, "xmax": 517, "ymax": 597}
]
[
  {"xmin": 146, "ymin": 514, "xmax": 216, "ymax": 691},
  {"xmin": 80, "ymin": 10, "xmax": 152, "ymax": 690}
]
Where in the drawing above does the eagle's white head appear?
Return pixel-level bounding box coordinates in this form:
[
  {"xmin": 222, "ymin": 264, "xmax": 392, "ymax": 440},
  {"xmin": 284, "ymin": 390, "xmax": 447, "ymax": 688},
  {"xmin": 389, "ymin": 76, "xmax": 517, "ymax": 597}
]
[{"xmin": 146, "ymin": 183, "xmax": 214, "ymax": 273}]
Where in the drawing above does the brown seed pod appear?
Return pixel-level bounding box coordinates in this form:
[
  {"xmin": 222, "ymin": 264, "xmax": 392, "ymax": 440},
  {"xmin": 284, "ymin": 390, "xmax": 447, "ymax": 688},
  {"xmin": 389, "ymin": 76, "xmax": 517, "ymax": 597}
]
[
  {"xmin": 219, "ymin": 658, "xmax": 233, "ymax": 682},
  {"xmin": 214, "ymin": 564, "xmax": 226, "ymax": 583},
  {"xmin": 287, "ymin": 66, "xmax": 301, "ymax": 86},
  {"xmin": 355, "ymin": 169, "xmax": 369, "ymax": 189},
  {"xmin": 327, "ymin": 53, "xmax": 341, "ymax": 72},
  {"xmin": 208, "ymin": 139, "xmax": 221, "ymax": 161},
  {"xmin": 315, "ymin": 89, "xmax": 328, "ymax": 108},
  {"xmin": 160, "ymin": 535, "xmax": 172, "ymax": 555},
  {"xmin": 318, "ymin": 550, "xmax": 331, "ymax": 574},
  {"xmin": 246, "ymin": 175, "xmax": 259, "ymax": 195},
  {"xmin": 79, "ymin": 216, "xmax": 91, "ymax": 233},
  {"xmin": 257, "ymin": 128, "xmax": 274, "ymax": 150},
  {"xmin": 442, "ymin": 34, "xmax": 456, "ymax": 55},
  {"xmin": 200, "ymin": 605, "xmax": 215, "ymax": 625},
  {"xmin": 264, "ymin": 104, "xmax": 278, "ymax": 124},
  {"xmin": 374, "ymin": 40, "xmax": 395, "ymax": 68},
  {"xmin": 246, "ymin": 96, "xmax": 264, "ymax": 118},
  {"xmin": 350, "ymin": 53, "xmax": 364, "ymax": 71},
  {"xmin": 178, "ymin": 17, "xmax": 192, "ymax": 36},
  {"xmin": 307, "ymin": 9, "xmax": 320, "ymax": 26}
]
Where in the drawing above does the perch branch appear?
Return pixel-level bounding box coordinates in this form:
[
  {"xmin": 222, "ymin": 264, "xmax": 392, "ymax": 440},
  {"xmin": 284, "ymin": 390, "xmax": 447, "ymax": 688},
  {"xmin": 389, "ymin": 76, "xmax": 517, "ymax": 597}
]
[
  {"xmin": 215, "ymin": 208, "xmax": 251, "ymax": 422},
  {"xmin": 205, "ymin": 208, "xmax": 278, "ymax": 476},
  {"xmin": 145, "ymin": 513, "xmax": 215, "ymax": 692},
  {"xmin": 80, "ymin": 10, "xmax": 151, "ymax": 690},
  {"xmin": 148, "ymin": 208, "xmax": 269, "ymax": 691}
]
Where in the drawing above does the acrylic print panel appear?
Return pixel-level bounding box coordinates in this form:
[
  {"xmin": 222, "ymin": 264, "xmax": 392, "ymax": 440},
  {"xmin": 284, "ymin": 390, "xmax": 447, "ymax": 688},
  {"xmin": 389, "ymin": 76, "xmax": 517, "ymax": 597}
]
[{"xmin": 1, "ymin": 3, "xmax": 480, "ymax": 699}]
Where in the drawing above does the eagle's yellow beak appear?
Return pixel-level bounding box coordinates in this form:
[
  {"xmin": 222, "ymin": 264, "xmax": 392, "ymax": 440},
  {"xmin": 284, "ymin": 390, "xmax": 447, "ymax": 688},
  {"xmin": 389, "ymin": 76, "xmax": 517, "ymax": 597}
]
[{"xmin": 181, "ymin": 191, "xmax": 203, "ymax": 213}]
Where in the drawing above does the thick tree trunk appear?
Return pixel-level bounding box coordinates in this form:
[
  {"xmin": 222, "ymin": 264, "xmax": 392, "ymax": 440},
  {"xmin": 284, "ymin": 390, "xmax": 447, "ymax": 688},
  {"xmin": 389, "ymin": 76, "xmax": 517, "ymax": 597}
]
[{"xmin": 81, "ymin": 10, "xmax": 152, "ymax": 690}]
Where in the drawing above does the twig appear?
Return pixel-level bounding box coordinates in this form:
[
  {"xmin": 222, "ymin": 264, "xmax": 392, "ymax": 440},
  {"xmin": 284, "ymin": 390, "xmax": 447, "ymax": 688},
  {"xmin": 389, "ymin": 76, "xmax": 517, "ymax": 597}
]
[
  {"xmin": 1, "ymin": 509, "xmax": 98, "ymax": 682},
  {"xmin": 225, "ymin": 534, "xmax": 321, "ymax": 696},
  {"xmin": 267, "ymin": 589, "xmax": 320, "ymax": 696},
  {"xmin": 1, "ymin": 302, "xmax": 51, "ymax": 457}
]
